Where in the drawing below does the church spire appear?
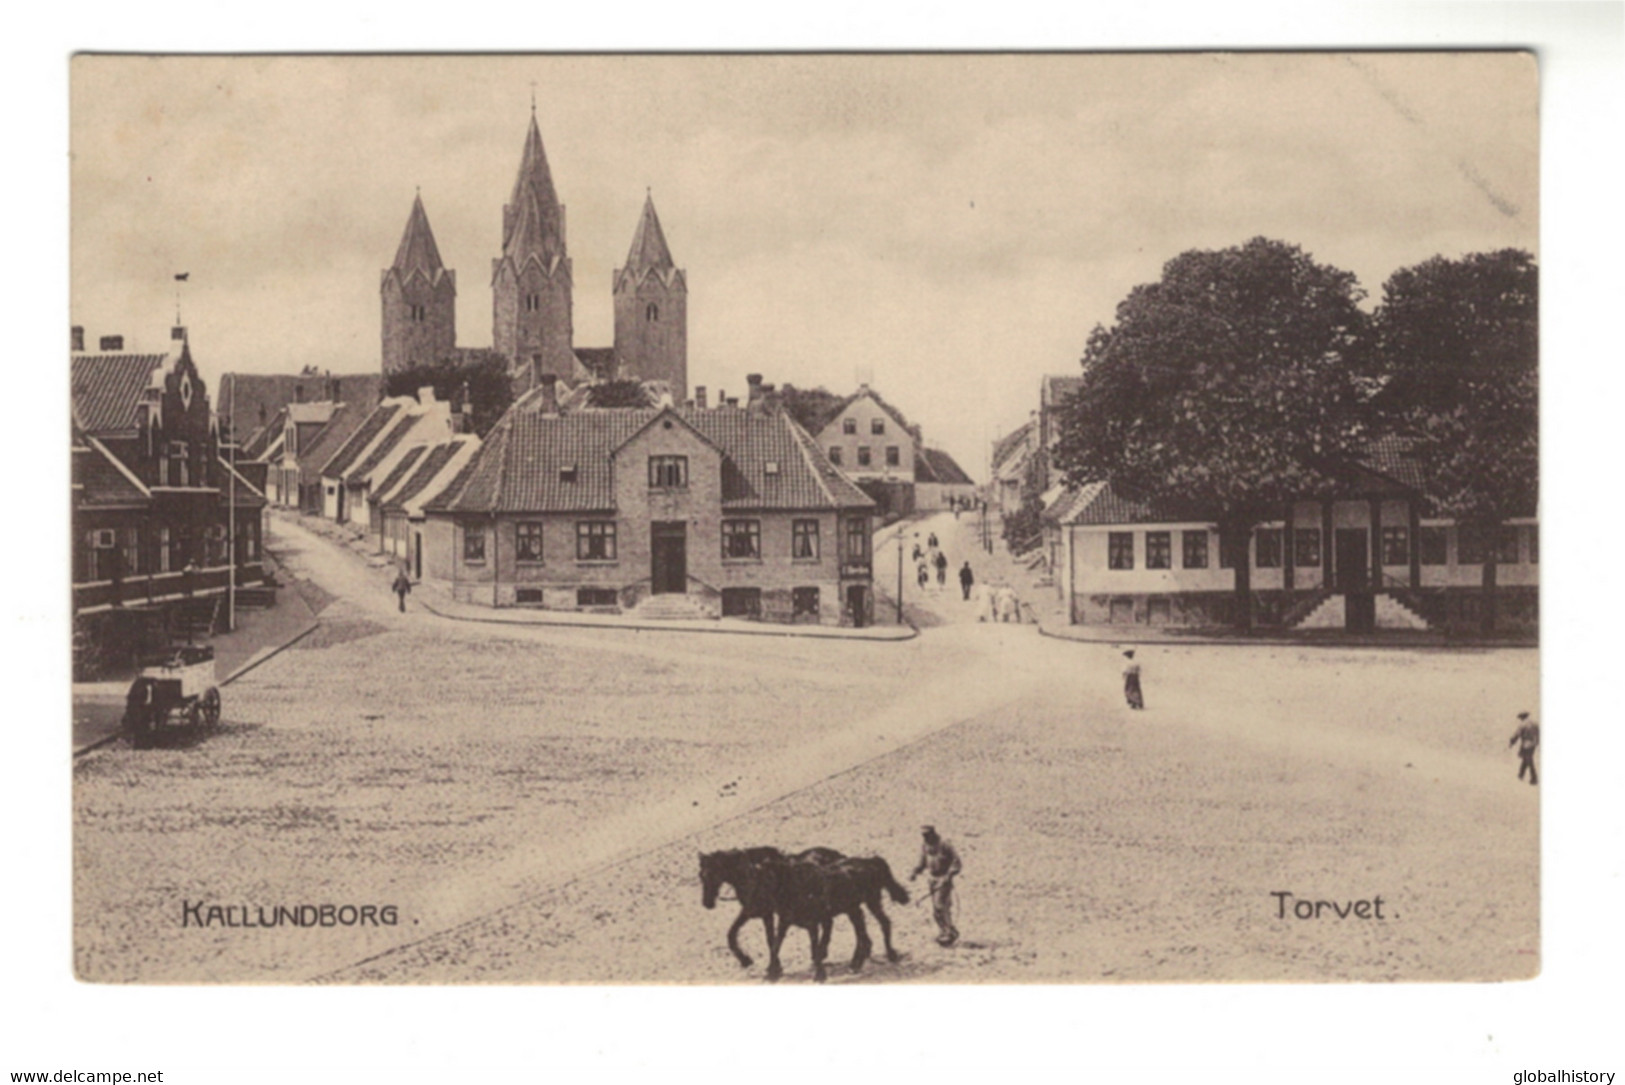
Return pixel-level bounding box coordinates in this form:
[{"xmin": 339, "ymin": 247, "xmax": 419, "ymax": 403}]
[
  {"xmin": 392, "ymin": 192, "xmax": 446, "ymax": 275},
  {"xmin": 623, "ymin": 190, "xmax": 676, "ymax": 272},
  {"xmin": 502, "ymin": 112, "xmax": 564, "ymax": 263}
]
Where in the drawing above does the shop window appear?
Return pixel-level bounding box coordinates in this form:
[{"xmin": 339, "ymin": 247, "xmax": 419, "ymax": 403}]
[
  {"xmin": 1255, "ymin": 529, "xmax": 1283, "ymax": 568},
  {"xmin": 1182, "ymin": 530, "xmax": 1208, "ymax": 569},
  {"xmin": 721, "ymin": 587, "xmax": 762, "ymax": 618},
  {"xmin": 1145, "ymin": 531, "xmax": 1171, "ymax": 570},
  {"xmin": 1108, "ymin": 532, "xmax": 1134, "ymax": 570},
  {"xmin": 1293, "ymin": 528, "xmax": 1322, "ymax": 568},
  {"xmin": 845, "ymin": 517, "xmax": 870, "ymax": 561}
]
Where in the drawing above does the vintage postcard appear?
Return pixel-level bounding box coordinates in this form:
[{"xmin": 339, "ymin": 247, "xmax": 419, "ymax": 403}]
[{"xmin": 70, "ymin": 52, "xmax": 1539, "ymax": 985}]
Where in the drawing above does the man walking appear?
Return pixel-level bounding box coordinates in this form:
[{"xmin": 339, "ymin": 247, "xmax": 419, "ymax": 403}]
[
  {"xmin": 910, "ymin": 824, "xmax": 962, "ymax": 947},
  {"xmin": 392, "ymin": 568, "xmax": 412, "ymax": 613},
  {"xmin": 1508, "ymin": 711, "xmax": 1539, "ymax": 785},
  {"xmin": 1122, "ymin": 649, "xmax": 1144, "ymax": 710},
  {"xmin": 959, "ymin": 561, "xmax": 974, "ymax": 600},
  {"xmin": 934, "ymin": 549, "xmax": 949, "ymax": 588}
]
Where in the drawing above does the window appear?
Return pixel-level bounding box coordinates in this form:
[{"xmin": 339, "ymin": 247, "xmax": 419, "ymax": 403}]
[
  {"xmin": 723, "ymin": 519, "xmax": 762, "ymax": 560},
  {"xmin": 1496, "ymin": 526, "xmax": 1522, "ymax": 564},
  {"xmin": 792, "ymin": 586, "xmax": 821, "ymax": 619},
  {"xmin": 721, "ymin": 587, "xmax": 762, "ymax": 618},
  {"xmin": 1182, "ymin": 530, "xmax": 1208, "ymax": 569},
  {"xmin": 157, "ymin": 526, "xmax": 172, "ymax": 574},
  {"xmin": 885, "ymin": 446, "xmax": 900, "ymax": 467},
  {"xmin": 1457, "ymin": 526, "xmax": 1486, "ymax": 566},
  {"xmin": 578, "ymin": 587, "xmax": 618, "ymax": 607},
  {"xmin": 872, "ymin": 418, "xmax": 885, "ymax": 435},
  {"xmin": 1419, "ymin": 527, "xmax": 1448, "ymax": 565},
  {"xmin": 525, "ymin": 294, "xmax": 540, "ymax": 312},
  {"xmin": 1108, "ymin": 532, "xmax": 1134, "ymax": 570},
  {"xmin": 1381, "ymin": 526, "xmax": 1410, "ymax": 566},
  {"xmin": 515, "ymin": 522, "xmax": 544, "ymax": 563},
  {"xmin": 1293, "ymin": 528, "xmax": 1322, "ymax": 568},
  {"xmin": 576, "ymin": 521, "xmax": 617, "ymax": 561},
  {"xmin": 843, "ymin": 418, "xmax": 857, "ymax": 435},
  {"xmin": 410, "ymin": 304, "xmax": 426, "ymax": 322},
  {"xmin": 1527, "ymin": 526, "xmax": 1538, "ymax": 565},
  {"xmin": 122, "ymin": 527, "xmax": 142, "ymax": 577},
  {"xmin": 168, "ymin": 441, "xmax": 190, "ymax": 487},
  {"xmin": 845, "ymin": 517, "xmax": 870, "ymax": 560},
  {"xmin": 828, "ymin": 446, "xmax": 843, "ymax": 466},
  {"xmin": 1145, "ymin": 531, "xmax": 1171, "ymax": 569},
  {"xmin": 648, "ymin": 455, "xmax": 688, "ymax": 489},
  {"xmin": 1255, "ymin": 529, "xmax": 1283, "ymax": 568},
  {"xmin": 1219, "ymin": 534, "xmax": 1248, "ymax": 569},
  {"xmin": 463, "ymin": 527, "xmax": 486, "ymax": 563},
  {"xmin": 516, "ymin": 588, "xmax": 544, "ymax": 604},
  {"xmin": 792, "ymin": 519, "xmax": 820, "ymax": 560},
  {"xmin": 857, "ymin": 446, "xmax": 872, "ymax": 467},
  {"xmin": 646, "ymin": 302, "xmax": 659, "ymax": 322}
]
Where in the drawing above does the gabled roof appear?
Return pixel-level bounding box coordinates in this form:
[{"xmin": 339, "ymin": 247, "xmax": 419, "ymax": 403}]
[
  {"xmin": 342, "ymin": 410, "xmax": 416, "ymax": 485},
  {"xmin": 71, "ymin": 353, "xmax": 166, "ymax": 433},
  {"xmin": 74, "ymin": 433, "xmax": 152, "ymax": 507},
  {"xmin": 391, "ymin": 193, "xmax": 446, "ymax": 275},
  {"xmin": 915, "ymin": 447, "xmax": 975, "ymax": 486},
  {"xmin": 239, "ymin": 406, "xmax": 287, "ymax": 460},
  {"xmin": 287, "ymin": 401, "xmax": 336, "ymax": 425},
  {"xmin": 296, "ymin": 404, "xmax": 365, "ymax": 486},
  {"xmin": 381, "ymin": 438, "xmax": 475, "ymax": 514},
  {"xmin": 370, "ymin": 444, "xmax": 428, "ymax": 504},
  {"xmin": 427, "ymin": 406, "xmax": 873, "ymax": 515},
  {"xmin": 216, "ymin": 457, "xmax": 268, "ymax": 506},
  {"xmin": 814, "ymin": 385, "xmax": 921, "ymax": 442},
  {"xmin": 217, "ymin": 373, "xmax": 381, "ymax": 431},
  {"xmin": 574, "ymin": 347, "xmax": 618, "ymax": 381},
  {"xmin": 320, "ymin": 402, "xmax": 404, "ymax": 480}
]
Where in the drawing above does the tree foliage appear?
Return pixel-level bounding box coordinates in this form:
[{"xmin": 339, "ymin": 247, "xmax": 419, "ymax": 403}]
[
  {"xmin": 585, "ymin": 379, "xmax": 657, "ymax": 409},
  {"xmin": 1369, "ymin": 249, "xmax": 1537, "ymax": 528},
  {"xmin": 776, "ymin": 384, "xmax": 847, "ymax": 436},
  {"xmin": 384, "ymin": 355, "xmax": 513, "ymax": 438}
]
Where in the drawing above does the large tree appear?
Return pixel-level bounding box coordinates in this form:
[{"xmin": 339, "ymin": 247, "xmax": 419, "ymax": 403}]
[
  {"xmin": 385, "ymin": 355, "xmax": 512, "ymax": 438},
  {"xmin": 1052, "ymin": 237, "xmax": 1370, "ymax": 629},
  {"xmin": 1368, "ymin": 249, "xmax": 1537, "ymax": 633}
]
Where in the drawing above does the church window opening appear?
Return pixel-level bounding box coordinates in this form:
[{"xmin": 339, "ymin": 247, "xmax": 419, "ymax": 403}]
[
  {"xmin": 646, "ymin": 302, "xmax": 659, "ymax": 322},
  {"xmin": 410, "ymin": 304, "xmax": 427, "ymax": 322},
  {"xmin": 525, "ymin": 294, "xmax": 541, "ymax": 312}
]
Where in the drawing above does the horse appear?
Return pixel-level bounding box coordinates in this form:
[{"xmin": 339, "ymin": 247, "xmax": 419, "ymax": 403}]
[
  {"xmin": 758, "ymin": 853, "xmax": 911, "ymax": 982},
  {"xmin": 699, "ymin": 847, "xmax": 842, "ymax": 969}
]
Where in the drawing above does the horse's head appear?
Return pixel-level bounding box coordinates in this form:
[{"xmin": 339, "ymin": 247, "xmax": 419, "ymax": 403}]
[{"xmin": 699, "ymin": 851, "xmax": 727, "ymax": 910}]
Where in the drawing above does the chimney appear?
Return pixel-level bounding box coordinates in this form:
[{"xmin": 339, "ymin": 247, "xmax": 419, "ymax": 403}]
[
  {"xmin": 330, "ymin": 378, "xmax": 341, "ymax": 402},
  {"xmin": 294, "ymin": 384, "xmax": 305, "ymax": 404},
  {"xmin": 538, "ymin": 373, "xmax": 560, "ymax": 415},
  {"xmin": 417, "ymin": 385, "xmax": 437, "ymax": 405},
  {"xmin": 99, "ymin": 335, "xmax": 124, "ymax": 351},
  {"xmin": 71, "ymin": 325, "xmax": 84, "ymax": 352},
  {"xmin": 746, "ymin": 373, "xmax": 764, "ymax": 411},
  {"xmin": 726, "ymin": 397, "xmax": 739, "ymax": 409},
  {"xmin": 695, "ymin": 386, "xmax": 707, "ymax": 410},
  {"xmin": 717, "ymin": 389, "xmax": 725, "ymax": 410}
]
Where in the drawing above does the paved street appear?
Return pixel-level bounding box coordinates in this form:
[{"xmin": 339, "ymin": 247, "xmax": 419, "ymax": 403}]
[{"xmin": 74, "ymin": 510, "xmax": 1539, "ymax": 984}]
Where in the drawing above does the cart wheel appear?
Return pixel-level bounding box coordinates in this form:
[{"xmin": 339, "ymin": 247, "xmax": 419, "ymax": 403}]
[
  {"xmin": 187, "ymin": 698, "xmax": 205, "ymax": 732},
  {"xmin": 201, "ymin": 688, "xmax": 221, "ymax": 730}
]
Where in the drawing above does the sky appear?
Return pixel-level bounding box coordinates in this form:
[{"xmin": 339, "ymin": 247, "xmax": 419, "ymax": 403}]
[{"xmin": 71, "ymin": 53, "xmax": 1537, "ymax": 476}]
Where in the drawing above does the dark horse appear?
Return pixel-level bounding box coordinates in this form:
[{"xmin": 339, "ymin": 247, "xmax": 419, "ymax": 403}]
[
  {"xmin": 758, "ymin": 853, "xmax": 911, "ymax": 983},
  {"xmin": 699, "ymin": 847, "xmax": 842, "ymax": 970}
]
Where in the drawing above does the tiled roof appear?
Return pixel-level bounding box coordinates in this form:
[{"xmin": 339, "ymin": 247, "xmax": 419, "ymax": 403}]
[
  {"xmin": 370, "ymin": 444, "xmax": 428, "ymax": 502},
  {"xmin": 381, "ymin": 440, "xmax": 468, "ymax": 513},
  {"xmin": 321, "ymin": 403, "xmax": 404, "ymax": 480},
  {"xmin": 814, "ymin": 386, "xmax": 920, "ymax": 443},
  {"xmin": 239, "ymin": 407, "xmax": 287, "ymax": 460},
  {"xmin": 343, "ymin": 412, "xmax": 416, "ymax": 484},
  {"xmin": 1358, "ymin": 435, "xmax": 1427, "ymax": 492},
  {"xmin": 71, "ymin": 353, "xmax": 165, "ymax": 433},
  {"xmin": 297, "ymin": 404, "xmax": 363, "ymax": 487},
  {"xmin": 73, "ymin": 435, "xmax": 151, "ymax": 507},
  {"xmin": 216, "ymin": 373, "xmax": 380, "ymax": 431},
  {"xmin": 429, "ymin": 406, "xmax": 873, "ymax": 515},
  {"xmin": 915, "ymin": 447, "xmax": 975, "ymax": 486}
]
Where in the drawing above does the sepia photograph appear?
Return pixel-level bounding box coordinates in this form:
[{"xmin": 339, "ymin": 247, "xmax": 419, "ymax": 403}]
[{"xmin": 65, "ymin": 51, "xmax": 1546, "ymax": 990}]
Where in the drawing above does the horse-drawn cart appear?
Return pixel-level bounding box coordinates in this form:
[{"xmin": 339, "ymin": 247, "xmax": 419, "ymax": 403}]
[{"xmin": 122, "ymin": 644, "xmax": 221, "ymax": 747}]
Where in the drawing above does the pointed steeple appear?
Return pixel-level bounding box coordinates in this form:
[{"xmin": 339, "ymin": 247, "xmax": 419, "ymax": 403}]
[
  {"xmin": 392, "ymin": 193, "xmax": 446, "ymax": 276},
  {"xmin": 624, "ymin": 190, "xmax": 676, "ymax": 272},
  {"xmin": 502, "ymin": 113, "xmax": 564, "ymax": 263}
]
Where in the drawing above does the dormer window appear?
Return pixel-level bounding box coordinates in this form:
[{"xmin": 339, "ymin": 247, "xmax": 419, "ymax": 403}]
[
  {"xmin": 559, "ymin": 464, "xmax": 578, "ymax": 483},
  {"xmin": 764, "ymin": 461, "xmax": 780, "ymax": 476}
]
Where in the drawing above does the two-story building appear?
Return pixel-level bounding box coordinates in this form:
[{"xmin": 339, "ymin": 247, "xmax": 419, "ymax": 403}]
[{"xmin": 423, "ymin": 388, "xmax": 878, "ymax": 626}]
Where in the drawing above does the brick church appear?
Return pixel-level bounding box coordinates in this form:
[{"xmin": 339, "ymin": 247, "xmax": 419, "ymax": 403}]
[{"xmin": 380, "ymin": 108, "xmax": 688, "ymax": 399}]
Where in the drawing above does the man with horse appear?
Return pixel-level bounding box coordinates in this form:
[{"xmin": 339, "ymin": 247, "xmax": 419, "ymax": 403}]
[{"xmin": 911, "ymin": 824, "xmax": 962, "ymax": 947}]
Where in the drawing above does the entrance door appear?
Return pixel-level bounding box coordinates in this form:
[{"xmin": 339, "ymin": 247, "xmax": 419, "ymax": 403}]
[
  {"xmin": 846, "ymin": 584, "xmax": 868, "ymax": 628},
  {"xmin": 651, "ymin": 522, "xmax": 687, "ymax": 594},
  {"xmin": 1334, "ymin": 529, "xmax": 1369, "ymax": 592},
  {"xmin": 414, "ymin": 532, "xmax": 423, "ymax": 580}
]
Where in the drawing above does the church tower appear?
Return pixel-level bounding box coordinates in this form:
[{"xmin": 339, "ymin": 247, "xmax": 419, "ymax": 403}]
[
  {"xmin": 381, "ymin": 193, "xmax": 456, "ymax": 376},
  {"xmin": 492, "ymin": 110, "xmax": 575, "ymax": 381},
  {"xmin": 613, "ymin": 192, "xmax": 687, "ymax": 397}
]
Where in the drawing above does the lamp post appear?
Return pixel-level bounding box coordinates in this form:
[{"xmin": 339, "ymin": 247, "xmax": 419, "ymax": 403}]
[{"xmin": 895, "ymin": 521, "xmax": 903, "ymax": 625}]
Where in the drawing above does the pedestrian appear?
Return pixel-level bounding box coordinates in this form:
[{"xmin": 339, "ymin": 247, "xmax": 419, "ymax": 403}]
[
  {"xmin": 996, "ymin": 585, "xmax": 1019, "ymax": 623},
  {"xmin": 392, "ymin": 568, "xmax": 412, "ymax": 613},
  {"xmin": 912, "ymin": 541, "xmax": 924, "ymax": 563},
  {"xmin": 917, "ymin": 560, "xmax": 930, "ymax": 589},
  {"xmin": 1122, "ymin": 649, "xmax": 1144, "ymax": 710},
  {"xmin": 911, "ymin": 824, "xmax": 962, "ymax": 947},
  {"xmin": 934, "ymin": 550, "xmax": 948, "ymax": 587},
  {"xmin": 1508, "ymin": 711, "xmax": 1539, "ymax": 785},
  {"xmin": 928, "ymin": 531, "xmax": 939, "ymax": 550},
  {"xmin": 959, "ymin": 561, "xmax": 974, "ymax": 601}
]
